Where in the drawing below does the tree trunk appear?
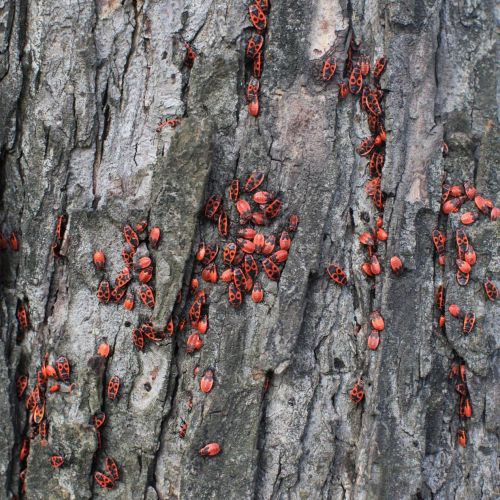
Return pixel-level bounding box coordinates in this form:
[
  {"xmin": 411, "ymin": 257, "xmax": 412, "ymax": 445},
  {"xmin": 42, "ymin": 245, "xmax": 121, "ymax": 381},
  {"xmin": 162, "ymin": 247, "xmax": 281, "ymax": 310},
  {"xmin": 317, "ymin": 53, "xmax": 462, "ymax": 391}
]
[{"xmin": 0, "ymin": 0, "xmax": 498, "ymax": 499}]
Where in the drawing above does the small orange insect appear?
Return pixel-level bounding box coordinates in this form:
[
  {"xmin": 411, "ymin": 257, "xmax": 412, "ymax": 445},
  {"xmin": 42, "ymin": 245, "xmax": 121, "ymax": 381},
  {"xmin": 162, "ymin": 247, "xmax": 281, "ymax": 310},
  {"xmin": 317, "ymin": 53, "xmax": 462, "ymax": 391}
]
[{"xmin": 199, "ymin": 442, "xmax": 221, "ymax": 457}]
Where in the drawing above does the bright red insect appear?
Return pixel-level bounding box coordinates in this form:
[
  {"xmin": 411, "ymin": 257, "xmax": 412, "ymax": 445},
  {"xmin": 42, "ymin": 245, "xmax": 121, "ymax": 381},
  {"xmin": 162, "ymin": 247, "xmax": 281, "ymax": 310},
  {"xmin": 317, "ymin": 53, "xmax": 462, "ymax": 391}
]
[
  {"xmin": 107, "ymin": 376, "xmax": 121, "ymax": 401},
  {"xmin": 326, "ymin": 264, "xmax": 348, "ymax": 286}
]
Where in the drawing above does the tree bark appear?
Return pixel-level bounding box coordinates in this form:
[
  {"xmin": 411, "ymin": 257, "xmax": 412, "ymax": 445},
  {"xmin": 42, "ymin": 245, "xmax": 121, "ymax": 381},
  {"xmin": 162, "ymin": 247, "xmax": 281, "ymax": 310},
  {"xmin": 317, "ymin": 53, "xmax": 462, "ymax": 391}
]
[{"xmin": 0, "ymin": 0, "xmax": 498, "ymax": 499}]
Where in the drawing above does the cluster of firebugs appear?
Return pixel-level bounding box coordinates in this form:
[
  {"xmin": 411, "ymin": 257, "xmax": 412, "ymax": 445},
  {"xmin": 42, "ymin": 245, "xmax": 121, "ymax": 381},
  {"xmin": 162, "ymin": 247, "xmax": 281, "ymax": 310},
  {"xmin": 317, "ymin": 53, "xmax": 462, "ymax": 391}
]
[
  {"xmin": 245, "ymin": 0, "xmax": 270, "ymax": 117},
  {"xmin": 9, "ymin": 21, "xmax": 499, "ymax": 495},
  {"xmin": 321, "ymin": 38, "xmax": 498, "ymax": 448}
]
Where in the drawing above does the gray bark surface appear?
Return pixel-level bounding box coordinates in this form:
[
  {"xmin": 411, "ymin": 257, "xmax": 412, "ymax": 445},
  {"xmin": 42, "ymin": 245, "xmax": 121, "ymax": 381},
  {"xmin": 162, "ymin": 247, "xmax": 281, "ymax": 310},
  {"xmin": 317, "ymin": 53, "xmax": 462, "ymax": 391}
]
[{"xmin": 0, "ymin": 0, "xmax": 498, "ymax": 499}]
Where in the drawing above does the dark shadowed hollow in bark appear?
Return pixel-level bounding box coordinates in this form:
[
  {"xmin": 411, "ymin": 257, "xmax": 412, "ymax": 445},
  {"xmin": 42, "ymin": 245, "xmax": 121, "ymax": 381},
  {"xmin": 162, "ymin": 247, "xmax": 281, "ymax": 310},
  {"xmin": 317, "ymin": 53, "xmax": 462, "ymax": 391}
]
[{"xmin": 0, "ymin": 0, "xmax": 498, "ymax": 499}]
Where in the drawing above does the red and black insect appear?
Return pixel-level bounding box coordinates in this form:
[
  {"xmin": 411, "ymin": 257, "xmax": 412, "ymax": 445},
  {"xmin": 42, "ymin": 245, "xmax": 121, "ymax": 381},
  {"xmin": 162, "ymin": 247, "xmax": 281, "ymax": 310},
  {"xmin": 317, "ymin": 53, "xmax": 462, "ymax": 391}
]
[
  {"xmin": 93, "ymin": 411, "xmax": 106, "ymax": 429},
  {"xmin": 132, "ymin": 327, "xmax": 145, "ymax": 351},
  {"xmin": 262, "ymin": 257, "xmax": 281, "ymax": 281},
  {"xmin": 435, "ymin": 285, "xmax": 445, "ymax": 311},
  {"xmin": 326, "ymin": 264, "xmax": 347, "ymax": 286},
  {"xmin": 138, "ymin": 285, "xmax": 155, "ymax": 309},
  {"xmin": 218, "ymin": 210, "xmax": 229, "ymax": 238},
  {"xmin": 223, "ymin": 242, "xmax": 238, "ymax": 265},
  {"xmin": 19, "ymin": 439, "xmax": 30, "ymax": 461},
  {"xmin": 248, "ymin": 3, "xmax": 267, "ymax": 32},
  {"xmin": 107, "ymin": 376, "xmax": 121, "ymax": 401},
  {"xmin": 366, "ymin": 91, "xmax": 382, "ymax": 116},
  {"xmin": 288, "ymin": 214, "xmax": 299, "ymax": 232},
  {"xmin": 105, "ymin": 457, "xmax": 120, "ymax": 482},
  {"xmin": 17, "ymin": 303, "xmax": 29, "ymax": 331},
  {"xmin": 201, "ymin": 243, "xmax": 219, "ymax": 266},
  {"xmin": 373, "ymin": 56, "xmax": 388, "ymax": 80},
  {"xmin": 357, "ymin": 137, "xmax": 375, "ymax": 157},
  {"xmin": 179, "ymin": 420, "xmax": 188, "ymax": 439},
  {"xmin": 122, "ymin": 244, "xmax": 135, "ymax": 267},
  {"xmin": 200, "ymin": 369, "xmax": 215, "ymax": 393},
  {"xmin": 229, "ymin": 179, "xmax": 240, "ymax": 201},
  {"xmin": 204, "ymin": 194, "xmax": 222, "ymax": 219},
  {"xmin": 338, "ymin": 82, "xmax": 348, "ymax": 99},
  {"xmin": 149, "ymin": 227, "xmax": 161, "ymax": 249},
  {"xmin": 484, "ymin": 278, "xmax": 498, "ymax": 301},
  {"xmin": 265, "ymin": 199, "xmax": 282, "ymax": 219},
  {"xmin": 456, "ymin": 270, "xmax": 470, "ymax": 287},
  {"xmin": 97, "ymin": 280, "xmax": 111, "ymax": 303},
  {"xmin": 256, "ymin": 0, "xmax": 270, "ymax": 13},
  {"xmin": 16, "ymin": 375, "xmax": 28, "ymax": 399},
  {"xmin": 349, "ymin": 379, "xmax": 364, "ymax": 404},
  {"xmin": 244, "ymin": 254, "xmax": 259, "ymax": 280},
  {"xmin": 114, "ymin": 267, "xmax": 132, "ymax": 289},
  {"xmin": 55, "ymin": 215, "xmax": 66, "ymax": 242},
  {"xmin": 95, "ymin": 471, "xmax": 115, "ymax": 489},
  {"xmin": 228, "ymin": 283, "xmax": 243, "ymax": 308},
  {"xmin": 50, "ymin": 454, "xmax": 65, "ymax": 468},
  {"xmin": 246, "ymin": 33, "xmax": 264, "ymax": 59},
  {"xmin": 369, "ymin": 152, "xmax": 385, "ymax": 178},
  {"xmin": 367, "ymin": 330, "xmax": 380, "ymax": 350},
  {"xmin": 246, "ymin": 76, "xmax": 260, "ymax": 102},
  {"xmin": 253, "ymin": 51, "xmax": 263, "ymax": 78},
  {"xmin": 321, "ymin": 56, "xmax": 337, "ymax": 81},
  {"xmin": 56, "ymin": 356, "xmax": 71, "ymax": 383},
  {"xmin": 244, "ymin": 171, "xmax": 265, "ymax": 192},
  {"xmin": 186, "ymin": 333, "xmax": 203, "ymax": 353},
  {"xmin": 431, "ymin": 229, "xmax": 446, "ymax": 265},
  {"xmin": 9, "ymin": 232, "xmax": 19, "ymax": 251},
  {"xmin": 199, "ymin": 442, "xmax": 221, "ymax": 457},
  {"xmin": 348, "ymin": 66, "xmax": 363, "ymax": 94},
  {"xmin": 463, "ymin": 312, "xmax": 475, "ymax": 335},
  {"xmin": 123, "ymin": 224, "xmax": 139, "ymax": 248},
  {"xmin": 184, "ymin": 42, "xmax": 197, "ymax": 68}
]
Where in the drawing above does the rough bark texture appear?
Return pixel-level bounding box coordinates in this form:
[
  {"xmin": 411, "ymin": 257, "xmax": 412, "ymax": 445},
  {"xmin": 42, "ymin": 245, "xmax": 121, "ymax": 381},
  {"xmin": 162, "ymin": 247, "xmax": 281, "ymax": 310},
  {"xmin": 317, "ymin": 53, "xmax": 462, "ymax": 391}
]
[{"xmin": 0, "ymin": 0, "xmax": 498, "ymax": 499}]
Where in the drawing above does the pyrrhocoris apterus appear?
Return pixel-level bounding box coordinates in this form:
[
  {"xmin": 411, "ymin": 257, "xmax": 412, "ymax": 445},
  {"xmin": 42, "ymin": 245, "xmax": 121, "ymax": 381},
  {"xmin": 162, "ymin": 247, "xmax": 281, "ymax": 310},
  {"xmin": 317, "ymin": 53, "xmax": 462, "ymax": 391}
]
[
  {"xmin": 244, "ymin": 254, "xmax": 259, "ymax": 280},
  {"xmin": 248, "ymin": 3, "xmax": 267, "ymax": 31},
  {"xmin": 16, "ymin": 375, "xmax": 28, "ymax": 399},
  {"xmin": 262, "ymin": 257, "xmax": 280, "ymax": 281},
  {"xmin": 265, "ymin": 198, "xmax": 282, "ymax": 219},
  {"xmin": 184, "ymin": 42, "xmax": 197, "ymax": 68},
  {"xmin": 348, "ymin": 66, "xmax": 363, "ymax": 94},
  {"xmin": 115, "ymin": 267, "xmax": 132, "ymax": 288},
  {"xmin": 369, "ymin": 152, "xmax": 384, "ymax": 178},
  {"xmin": 246, "ymin": 76, "xmax": 260, "ymax": 102},
  {"xmin": 463, "ymin": 312, "xmax": 475, "ymax": 335},
  {"xmin": 20, "ymin": 439, "xmax": 30, "ymax": 461},
  {"xmin": 244, "ymin": 172, "xmax": 265, "ymax": 192},
  {"xmin": 338, "ymin": 82, "xmax": 348, "ymax": 99},
  {"xmin": 149, "ymin": 227, "xmax": 161, "ymax": 249},
  {"xmin": 326, "ymin": 264, "xmax": 347, "ymax": 286},
  {"xmin": 56, "ymin": 356, "xmax": 71, "ymax": 383},
  {"xmin": 105, "ymin": 457, "xmax": 120, "ymax": 482},
  {"xmin": 252, "ymin": 281, "xmax": 264, "ymax": 302},
  {"xmin": 93, "ymin": 411, "xmax": 106, "ymax": 429},
  {"xmin": 370, "ymin": 311, "xmax": 385, "ymax": 331},
  {"xmin": 367, "ymin": 330, "xmax": 380, "ymax": 350},
  {"xmin": 356, "ymin": 137, "xmax": 375, "ymax": 156},
  {"xmin": 204, "ymin": 194, "xmax": 222, "ymax": 219},
  {"xmin": 107, "ymin": 376, "xmax": 121, "ymax": 401},
  {"xmin": 228, "ymin": 283, "xmax": 243, "ymax": 308},
  {"xmin": 223, "ymin": 242, "xmax": 237, "ymax": 265},
  {"xmin": 218, "ymin": 210, "xmax": 229, "ymax": 238},
  {"xmin": 138, "ymin": 285, "xmax": 155, "ymax": 308},
  {"xmin": 373, "ymin": 56, "xmax": 388, "ymax": 80},
  {"xmin": 456, "ymin": 270, "xmax": 470, "ymax": 287},
  {"xmin": 200, "ymin": 369, "xmax": 215, "ymax": 393},
  {"xmin": 111, "ymin": 285, "xmax": 127, "ymax": 304},
  {"xmin": 17, "ymin": 303, "xmax": 29, "ymax": 331},
  {"xmin": 186, "ymin": 333, "xmax": 203, "ymax": 353},
  {"xmin": 246, "ymin": 33, "xmax": 264, "ymax": 59},
  {"xmin": 50, "ymin": 454, "xmax": 65, "ymax": 468},
  {"xmin": 349, "ymin": 379, "xmax": 364, "ymax": 404},
  {"xmin": 97, "ymin": 280, "xmax": 111, "ymax": 303},
  {"xmin": 132, "ymin": 327, "xmax": 145, "ymax": 350},
  {"xmin": 435, "ymin": 285, "xmax": 445, "ymax": 311},
  {"xmin": 199, "ymin": 442, "xmax": 221, "ymax": 457},
  {"xmin": 457, "ymin": 428, "xmax": 467, "ymax": 447},
  {"xmin": 321, "ymin": 57, "xmax": 337, "ymax": 81},
  {"xmin": 93, "ymin": 250, "xmax": 106, "ymax": 271},
  {"xmin": 138, "ymin": 266, "xmax": 153, "ymax": 284},
  {"xmin": 95, "ymin": 471, "xmax": 115, "ymax": 489},
  {"xmin": 484, "ymin": 278, "xmax": 498, "ymax": 301},
  {"xmin": 179, "ymin": 420, "xmax": 188, "ymax": 438},
  {"xmin": 121, "ymin": 244, "xmax": 135, "ymax": 267},
  {"xmin": 253, "ymin": 51, "xmax": 263, "ymax": 78},
  {"xmin": 201, "ymin": 243, "xmax": 219, "ymax": 266},
  {"xmin": 123, "ymin": 224, "xmax": 139, "ymax": 248},
  {"xmin": 229, "ymin": 180, "xmax": 240, "ymax": 201},
  {"xmin": 288, "ymin": 214, "xmax": 299, "ymax": 232},
  {"xmin": 10, "ymin": 232, "xmax": 19, "ymax": 251}
]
